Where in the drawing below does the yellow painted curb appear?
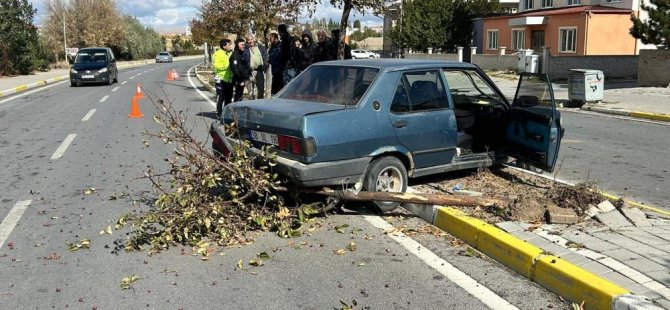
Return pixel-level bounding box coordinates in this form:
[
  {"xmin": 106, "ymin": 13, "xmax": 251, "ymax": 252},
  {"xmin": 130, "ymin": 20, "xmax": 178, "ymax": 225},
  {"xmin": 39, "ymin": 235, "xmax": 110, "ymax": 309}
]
[
  {"xmin": 477, "ymin": 224, "xmax": 544, "ymax": 278},
  {"xmin": 433, "ymin": 206, "xmax": 629, "ymax": 309},
  {"xmin": 600, "ymin": 192, "xmax": 670, "ymax": 217},
  {"xmin": 434, "ymin": 207, "xmax": 485, "ymax": 246},
  {"xmin": 15, "ymin": 85, "xmax": 27, "ymax": 92},
  {"xmin": 534, "ymin": 256, "xmax": 628, "ymax": 310},
  {"xmin": 629, "ymin": 111, "xmax": 670, "ymax": 122}
]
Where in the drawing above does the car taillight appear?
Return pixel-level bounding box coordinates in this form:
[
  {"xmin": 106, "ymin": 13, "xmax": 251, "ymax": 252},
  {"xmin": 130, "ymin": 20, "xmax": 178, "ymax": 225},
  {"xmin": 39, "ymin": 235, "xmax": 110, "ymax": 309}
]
[
  {"xmin": 277, "ymin": 135, "xmax": 316, "ymax": 157},
  {"xmin": 210, "ymin": 129, "xmax": 230, "ymax": 156}
]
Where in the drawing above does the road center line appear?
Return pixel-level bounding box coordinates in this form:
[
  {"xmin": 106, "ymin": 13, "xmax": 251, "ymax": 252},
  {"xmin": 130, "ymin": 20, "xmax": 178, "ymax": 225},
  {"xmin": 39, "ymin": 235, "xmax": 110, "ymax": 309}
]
[
  {"xmin": 50, "ymin": 134, "xmax": 77, "ymax": 160},
  {"xmin": 99, "ymin": 95, "xmax": 109, "ymax": 103},
  {"xmin": 81, "ymin": 109, "xmax": 96, "ymax": 122},
  {"xmin": 111, "ymin": 86, "xmax": 119, "ymax": 92},
  {"xmin": 364, "ymin": 215, "xmax": 519, "ymax": 310},
  {"xmin": 0, "ymin": 200, "xmax": 32, "ymax": 248},
  {"xmin": 129, "ymin": 76, "xmax": 135, "ymax": 80},
  {"xmin": 121, "ymin": 81, "xmax": 128, "ymax": 85}
]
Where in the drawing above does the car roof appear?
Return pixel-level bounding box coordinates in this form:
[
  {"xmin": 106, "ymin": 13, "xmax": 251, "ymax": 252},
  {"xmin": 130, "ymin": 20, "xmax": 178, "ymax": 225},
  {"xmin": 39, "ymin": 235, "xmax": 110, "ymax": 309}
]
[
  {"xmin": 314, "ymin": 59, "xmax": 478, "ymax": 72},
  {"xmin": 78, "ymin": 48, "xmax": 109, "ymax": 53}
]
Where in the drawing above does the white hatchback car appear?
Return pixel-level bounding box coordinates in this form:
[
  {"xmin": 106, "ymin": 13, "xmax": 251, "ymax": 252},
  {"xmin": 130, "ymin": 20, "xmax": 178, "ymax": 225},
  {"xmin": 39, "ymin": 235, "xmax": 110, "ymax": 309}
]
[{"xmin": 351, "ymin": 49, "xmax": 380, "ymax": 59}]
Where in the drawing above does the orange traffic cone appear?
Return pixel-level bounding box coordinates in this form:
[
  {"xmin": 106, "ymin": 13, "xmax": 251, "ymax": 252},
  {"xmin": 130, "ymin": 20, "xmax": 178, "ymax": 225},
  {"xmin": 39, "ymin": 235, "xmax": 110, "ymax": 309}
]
[
  {"xmin": 167, "ymin": 70, "xmax": 174, "ymax": 81},
  {"xmin": 171, "ymin": 69, "xmax": 180, "ymax": 80},
  {"xmin": 135, "ymin": 83, "xmax": 145, "ymax": 99},
  {"xmin": 128, "ymin": 96, "xmax": 144, "ymax": 118}
]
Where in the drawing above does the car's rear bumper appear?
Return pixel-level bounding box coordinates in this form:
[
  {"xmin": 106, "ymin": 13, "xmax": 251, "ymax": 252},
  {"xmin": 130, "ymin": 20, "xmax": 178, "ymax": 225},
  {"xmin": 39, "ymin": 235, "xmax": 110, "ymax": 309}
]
[{"xmin": 212, "ymin": 123, "xmax": 369, "ymax": 187}]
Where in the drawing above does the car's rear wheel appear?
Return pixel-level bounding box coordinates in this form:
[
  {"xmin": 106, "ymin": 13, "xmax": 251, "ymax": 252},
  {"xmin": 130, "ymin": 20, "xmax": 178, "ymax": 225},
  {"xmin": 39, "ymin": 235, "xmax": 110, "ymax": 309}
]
[{"xmin": 363, "ymin": 156, "xmax": 408, "ymax": 213}]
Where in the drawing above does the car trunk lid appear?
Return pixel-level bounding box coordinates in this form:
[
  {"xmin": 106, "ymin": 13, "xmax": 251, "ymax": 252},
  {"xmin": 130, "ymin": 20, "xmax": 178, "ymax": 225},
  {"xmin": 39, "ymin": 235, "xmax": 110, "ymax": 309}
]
[{"xmin": 226, "ymin": 98, "xmax": 344, "ymax": 135}]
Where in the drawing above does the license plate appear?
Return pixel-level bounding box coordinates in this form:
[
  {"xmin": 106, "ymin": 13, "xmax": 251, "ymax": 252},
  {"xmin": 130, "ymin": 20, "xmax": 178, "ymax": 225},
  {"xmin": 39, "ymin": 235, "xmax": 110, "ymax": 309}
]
[
  {"xmin": 249, "ymin": 130, "xmax": 278, "ymax": 145},
  {"xmin": 82, "ymin": 75, "xmax": 94, "ymax": 79}
]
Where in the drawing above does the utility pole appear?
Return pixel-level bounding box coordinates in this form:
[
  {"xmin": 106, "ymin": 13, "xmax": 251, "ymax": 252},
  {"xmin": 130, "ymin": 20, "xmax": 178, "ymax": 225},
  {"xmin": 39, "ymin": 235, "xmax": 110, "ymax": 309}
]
[{"xmin": 63, "ymin": 12, "xmax": 67, "ymax": 58}]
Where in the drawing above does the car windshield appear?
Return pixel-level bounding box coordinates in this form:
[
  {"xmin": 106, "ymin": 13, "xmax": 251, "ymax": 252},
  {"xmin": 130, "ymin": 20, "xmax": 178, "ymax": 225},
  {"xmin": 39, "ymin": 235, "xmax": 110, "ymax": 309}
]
[
  {"xmin": 278, "ymin": 65, "xmax": 379, "ymax": 106},
  {"xmin": 74, "ymin": 51, "xmax": 107, "ymax": 64},
  {"xmin": 158, "ymin": 52, "xmax": 169, "ymax": 56}
]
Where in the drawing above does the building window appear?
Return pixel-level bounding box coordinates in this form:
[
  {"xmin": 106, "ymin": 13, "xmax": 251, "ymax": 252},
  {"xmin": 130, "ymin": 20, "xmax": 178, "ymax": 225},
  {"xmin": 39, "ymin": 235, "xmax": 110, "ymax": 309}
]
[
  {"xmin": 512, "ymin": 29, "xmax": 525, "ymax": 50},
  {"xmin": 559, "ymin": 27, "xmax": 577, "ymax": 53},
  {"xmin": 541, "ymin": 0, "xmax": 553, "ymax": 7},
  {"xmin": 487, "ymin": 30, "xmax": 499, "ymax": 50},
  {"xmin": 567, "ymin": 0, "xmax": 581, "ymax": 5},
  {"xmin": 524, "ymin": 0, "xmax": 534, "ymax": 10}
]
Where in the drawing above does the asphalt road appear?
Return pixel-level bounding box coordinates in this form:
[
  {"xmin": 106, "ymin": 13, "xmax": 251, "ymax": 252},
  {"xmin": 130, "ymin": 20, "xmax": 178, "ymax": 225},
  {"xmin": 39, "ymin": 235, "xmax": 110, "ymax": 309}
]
[
  {"xmin": 0, "ymin": 60, "xmax": 567, "ymax": 309},
  {"xmin": 553, "ymin": 111, "xmax": 670, "ymax": 210}
]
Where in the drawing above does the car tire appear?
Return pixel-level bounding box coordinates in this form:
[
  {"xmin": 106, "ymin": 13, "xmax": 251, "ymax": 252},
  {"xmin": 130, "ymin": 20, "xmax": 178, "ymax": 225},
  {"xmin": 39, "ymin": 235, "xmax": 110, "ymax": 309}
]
[
  {"xmin": 363, "ymin": 156, "xmax": 408, "ymax": 213},
  {"xmin": 369, "ymin": 56, "xmax": 375, "ymax": 59},
  {"xmin": 70, "ymin": 81, "xmax": 77, "ymax": 87},
  {"xmin": 113, "ymin": 73, "xmax": 118, "ymax": 83},
  {"xmin": 107, "ymin": 73, "xmax": 113, "ymax": 85}
]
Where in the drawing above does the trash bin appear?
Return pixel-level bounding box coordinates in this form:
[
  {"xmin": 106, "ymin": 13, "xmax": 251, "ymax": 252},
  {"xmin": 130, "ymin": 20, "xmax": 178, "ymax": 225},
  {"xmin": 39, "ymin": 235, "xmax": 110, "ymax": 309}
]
[{"xmin": 568, "ymin": 69, "xmax": 604, "ymax": 103}]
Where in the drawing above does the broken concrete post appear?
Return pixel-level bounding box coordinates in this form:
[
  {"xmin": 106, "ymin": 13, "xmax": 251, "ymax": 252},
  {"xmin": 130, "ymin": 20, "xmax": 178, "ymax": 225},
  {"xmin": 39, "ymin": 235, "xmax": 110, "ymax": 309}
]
[
  {"xmin": 597, "ymin": 200, "xmax": 616, "ymax": 213},
  {"xmin": 287, "ymin": 187, "xmax": 509, "ymax": 209}
]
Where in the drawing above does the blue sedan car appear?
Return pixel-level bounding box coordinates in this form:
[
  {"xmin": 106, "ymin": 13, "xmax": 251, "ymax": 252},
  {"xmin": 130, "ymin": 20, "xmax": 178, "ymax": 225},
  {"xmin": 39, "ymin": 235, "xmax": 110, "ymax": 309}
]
[{"xmin": 211, "ymin": 59, "xmax": 563, "ymax": 212}]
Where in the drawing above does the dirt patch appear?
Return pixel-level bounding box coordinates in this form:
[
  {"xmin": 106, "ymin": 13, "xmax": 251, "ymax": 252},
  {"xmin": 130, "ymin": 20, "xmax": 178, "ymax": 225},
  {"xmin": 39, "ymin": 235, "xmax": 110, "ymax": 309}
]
[{"xmin": 413, "ymin": 167, "xmax": 605, "ymax": 224}]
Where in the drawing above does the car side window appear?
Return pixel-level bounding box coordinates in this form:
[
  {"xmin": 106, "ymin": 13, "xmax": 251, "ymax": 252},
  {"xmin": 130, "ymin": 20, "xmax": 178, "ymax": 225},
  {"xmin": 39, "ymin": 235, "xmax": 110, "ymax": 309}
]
[
  {"xmin": 398, "ymin": 70, "xmax": 449, "ymax": 112},
  {"xmin": 442, "ymin": 69, "xmax": 504, "ymax": 108},
  {"xmin": 390, "ymin": 77, "xmax": 411, "ymax": 113}
]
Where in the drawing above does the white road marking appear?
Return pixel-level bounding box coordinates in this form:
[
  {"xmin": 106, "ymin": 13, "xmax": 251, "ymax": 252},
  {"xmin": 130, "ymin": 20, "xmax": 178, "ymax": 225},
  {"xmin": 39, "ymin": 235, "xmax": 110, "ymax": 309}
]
[
  {"xmin": 81, "ymin": 109, "xmax": 96, "ymax": 122},
  {"xmin": 0, "ymin": 200, "xmax": 32, "ymax": 248},
  {"xmin": 99, "ymin": 95, "xmax": 109, "ymax": 103},
  {"xmin": 136, "ymin": 73, "xmax": 142, "ymax": 76},
  {"xmin": 111, "ymin": 86, "xmax": 119, "ymax": 92},
  {"xmin": 187, "ymin": 65, "xmax": 216, "ymax": 107},
  {"xmin": 121, "ymin": 81, "xmax": 128, "ymax": 85},
  {"xmin": 0, "ymin": 81, "xmax": 68, "ymax": 105},
  {"xmin": 129, "ymin": 76, "xmax": 135, "ymax": 80},
  {"xmin": 50, "ymin": 134, "xmax": 76, "ymax": 160},
  {"xmin": 364, "ymin": 215, "xmax": 519, "ymax": 310}
]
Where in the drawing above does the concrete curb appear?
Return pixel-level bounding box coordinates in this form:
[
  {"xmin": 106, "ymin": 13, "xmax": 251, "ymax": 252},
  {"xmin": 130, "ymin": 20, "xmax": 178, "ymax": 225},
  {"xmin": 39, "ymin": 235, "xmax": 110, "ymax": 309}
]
[
  {"xmin": 0, "ymin": 55, "xmax": 203, "ymax": 99},
  {"xmin": 403, "ymin": 187, "xmax": 662, "ymax": 309},
  {"xmin": 581, "ymin": 106, "xmax": 670, "ymax": 123}
]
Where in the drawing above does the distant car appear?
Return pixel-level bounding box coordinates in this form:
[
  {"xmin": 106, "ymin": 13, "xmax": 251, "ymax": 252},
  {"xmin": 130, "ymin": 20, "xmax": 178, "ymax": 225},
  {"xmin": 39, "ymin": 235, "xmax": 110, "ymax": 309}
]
[
  {"xmin": 211, "ymin": 60, "xmax": 564, "ymax": 213},
  {"xmin": 69, "ymin": 47, "xmax": 118, "ymax": 86},
  {"xmin": 156, "ymin": 52, "xmax": 173, "ymax": 63},
  {"xmin": 351, "ymin": 49, "xmax": 380, "ymax": 59}
]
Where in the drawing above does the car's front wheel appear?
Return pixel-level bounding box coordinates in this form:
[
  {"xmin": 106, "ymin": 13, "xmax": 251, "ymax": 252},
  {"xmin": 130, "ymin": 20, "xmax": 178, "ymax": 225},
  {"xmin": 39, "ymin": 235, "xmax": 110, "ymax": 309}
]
[{"xmin": 363, "ymin": 156, "xmax": 408, "ymax": 213}]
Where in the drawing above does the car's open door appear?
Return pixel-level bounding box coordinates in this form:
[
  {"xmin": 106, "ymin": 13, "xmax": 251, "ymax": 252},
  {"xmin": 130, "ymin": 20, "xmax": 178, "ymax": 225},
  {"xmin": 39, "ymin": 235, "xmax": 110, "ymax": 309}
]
[{"xmin": 506, "ymin": 73, "xmax": 563, "ymax": 172}]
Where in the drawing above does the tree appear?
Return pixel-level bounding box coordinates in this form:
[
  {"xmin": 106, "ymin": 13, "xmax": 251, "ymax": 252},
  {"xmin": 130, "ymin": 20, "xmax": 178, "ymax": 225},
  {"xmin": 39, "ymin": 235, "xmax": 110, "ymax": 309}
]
[
  {"xmin": 118, "ymin": 16, "xmax": 163, "ymax": 60},
  {"xmin": 630, "ymin": 0, "xmax": 670, "ymax": 49},
  {"xmin": 190, "ymin": 0, "xmax": 304, "ymax": 47},
  {"xmin": 353, "ymin": 19, "xmax": 361, "ymax": 29},
  {"xmin": 42, "ymin": 0, "xmax": 124, "ymax": 52},
  {"xmin": 390, "ymin": 0, "xmax": 500, "ymax": 53},
  {"xmin": 0, "ymin": 0, "xmax": 40, "ymax": 75},
  {"xmin": 327, "ymin": 0, "xmax": 384, "ymax": 59}
]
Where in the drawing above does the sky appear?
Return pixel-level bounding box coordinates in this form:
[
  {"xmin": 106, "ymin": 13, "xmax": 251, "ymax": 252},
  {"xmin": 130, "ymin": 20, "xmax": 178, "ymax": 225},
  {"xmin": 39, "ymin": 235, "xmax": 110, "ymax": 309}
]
[{"xmin": 30, "ymin": 1, "xmax": 384, "ymax": 34}]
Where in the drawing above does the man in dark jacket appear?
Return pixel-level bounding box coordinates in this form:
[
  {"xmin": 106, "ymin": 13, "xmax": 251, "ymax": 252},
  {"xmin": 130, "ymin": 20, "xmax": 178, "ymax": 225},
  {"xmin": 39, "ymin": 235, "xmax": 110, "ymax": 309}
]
[
  {"xmin": 268, "ymin": 32, "xmax": 284, "ymax": 95},
  {"xmin": 243, "ymin": 34, "xmax": 269, "ymax": 99},
  {"xmin": 314, "ymin": 30, "xmax": 333, "ymax": 63},
  {"xmin": 230, "ymin": 38, "xmax": 250, "ymax": 102},
  {"xmin": 278, "ymin": 24, "xmax": 298, "ymax": 86},
  {"xmin": 300, "ymin": 30, "xmax": 317, "ymax": 71}
]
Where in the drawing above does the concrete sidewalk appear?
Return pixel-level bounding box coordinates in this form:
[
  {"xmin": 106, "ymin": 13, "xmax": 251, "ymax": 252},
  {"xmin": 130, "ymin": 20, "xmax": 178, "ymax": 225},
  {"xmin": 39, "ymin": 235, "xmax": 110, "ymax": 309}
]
[
  {"xmin": 491, "ymin": 75, "xmax": 670, "ymax": 123},
  {"xmin": 0, "ymin": 56, "xmax": 203, "ymax": 98}
]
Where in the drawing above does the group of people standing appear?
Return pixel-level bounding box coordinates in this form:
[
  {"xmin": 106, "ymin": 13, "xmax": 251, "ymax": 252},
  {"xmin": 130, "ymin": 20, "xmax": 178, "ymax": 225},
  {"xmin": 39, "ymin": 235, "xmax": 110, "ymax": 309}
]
[{"xmin": 212, "ymin": 24, "xmax": 352, "ymax": 117}]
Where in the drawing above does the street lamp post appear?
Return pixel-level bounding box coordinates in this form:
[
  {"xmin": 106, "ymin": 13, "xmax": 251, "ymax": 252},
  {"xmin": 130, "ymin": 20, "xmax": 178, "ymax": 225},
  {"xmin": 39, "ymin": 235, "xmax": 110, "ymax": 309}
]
[{"xmin": 63, "ymin": 12, "xmax": 67, "ymax": 58}]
